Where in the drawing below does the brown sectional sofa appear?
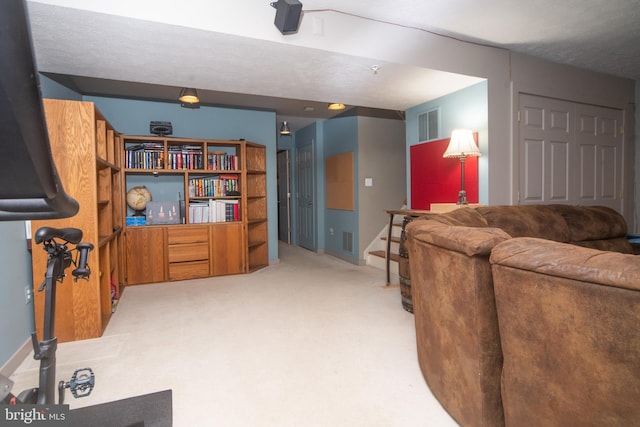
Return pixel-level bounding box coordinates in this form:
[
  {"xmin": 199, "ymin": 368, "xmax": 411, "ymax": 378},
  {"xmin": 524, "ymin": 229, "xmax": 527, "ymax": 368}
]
[{"xmin": 404, "ymin": 204, "xmax": 639, "ymax": 427}]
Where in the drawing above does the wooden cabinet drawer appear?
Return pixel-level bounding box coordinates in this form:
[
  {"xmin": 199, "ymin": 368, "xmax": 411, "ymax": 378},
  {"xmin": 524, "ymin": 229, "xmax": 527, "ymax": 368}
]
[
  {"xmin": 167, "ymin": 226, "xmax": 209, "ymax": 244},
  {"xmin": 168, "ymin": 242, "xmax": 209, "ymax": 263},
  {"xmin": 169, "ymin": 260, "xmax": 209, "ymax": 281}
]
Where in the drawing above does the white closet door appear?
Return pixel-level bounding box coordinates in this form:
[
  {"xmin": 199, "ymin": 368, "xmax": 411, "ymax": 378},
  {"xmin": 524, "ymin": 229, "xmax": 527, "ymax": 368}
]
[
  {"xmin": 574, "ymin": 103, "xmax": 623, "ymax": 211},
  {"xmin": 518, "ymin": 94, "xmax": 623, "ymax": 212},
  {"xmin": 519, "ymin": 94, "xmax": 572, "ymax": 204}
]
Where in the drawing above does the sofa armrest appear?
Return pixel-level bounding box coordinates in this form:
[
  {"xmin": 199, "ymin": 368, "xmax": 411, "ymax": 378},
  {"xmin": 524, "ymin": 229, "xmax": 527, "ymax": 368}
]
[
  {"xmin": 406, "ymin": 220, "xmax": 510, "ymax": 257},
  {"xmin": 490, "ymin": 237, "xmax": 640, "ymax": 291}
]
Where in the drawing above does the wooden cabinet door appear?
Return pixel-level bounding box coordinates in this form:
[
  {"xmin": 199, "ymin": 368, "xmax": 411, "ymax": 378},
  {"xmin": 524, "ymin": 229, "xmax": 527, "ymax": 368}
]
[
  {"xmin": 125, "ymin": 227, "xmax": 166, "ymax": 285},
  {"xmin": 211, "ymin": 223, "xmax": 245, "ymax": 276}
]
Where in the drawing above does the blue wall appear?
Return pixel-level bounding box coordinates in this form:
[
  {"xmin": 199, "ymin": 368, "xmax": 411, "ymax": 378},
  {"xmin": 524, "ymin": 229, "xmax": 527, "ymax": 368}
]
[
  {"xmin": 40, "ymin": 75, "xmax": 82, "ymax": 101},
  {"xmin": 0, "ymin": 222, "xmax": 33, "ymax": 368},
  {"xmin": 323, "ymin": 116, "xmax": 359, "ymax": 258},
  {"xmin": 405, "ymin": 80, "xmax": 489, "ymax": 205}
]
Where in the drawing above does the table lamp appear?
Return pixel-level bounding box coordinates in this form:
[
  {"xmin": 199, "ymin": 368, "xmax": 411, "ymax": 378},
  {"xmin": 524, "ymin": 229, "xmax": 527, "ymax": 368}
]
[{"xmin": 443, "ymin": 129, "xmax": 481, "ymax": 205}]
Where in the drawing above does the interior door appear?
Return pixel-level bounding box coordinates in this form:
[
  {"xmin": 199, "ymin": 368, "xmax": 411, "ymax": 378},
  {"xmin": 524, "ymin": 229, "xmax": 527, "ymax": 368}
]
[
  {"xmin": 277, "ymin": 150, "xmax": 291, "ymax": 243},
  {"xmin": 519, "ymin": 94, "xmax": 572, "ymax": 204},
  {"xmin": 573, "ymin": 103, "xmax": 624, "ymax": 211},
  {"xmin": 296, "ymin": 142, "xmax": 315, "ymax": 250}
]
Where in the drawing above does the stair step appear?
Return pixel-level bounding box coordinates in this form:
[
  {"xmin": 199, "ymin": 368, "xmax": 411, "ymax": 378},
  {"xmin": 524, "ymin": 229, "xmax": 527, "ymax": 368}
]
[
  {"xmin": 369, "ymin": 250, "xmax": 400, "ymax": 262},
  {"xmin": 380, "ymin": 236, "xmax": 401, "ymax": 243}
]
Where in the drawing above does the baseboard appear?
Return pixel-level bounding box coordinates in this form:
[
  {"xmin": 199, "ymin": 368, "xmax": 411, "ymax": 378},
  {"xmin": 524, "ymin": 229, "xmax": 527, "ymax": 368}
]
[
  {"xmin": 323, "ymin": 249, "xmax": 363, "ymax": 266},
  {"xmin": 0, "ymin": 338, "xmax": 32, "ymax": 377}
]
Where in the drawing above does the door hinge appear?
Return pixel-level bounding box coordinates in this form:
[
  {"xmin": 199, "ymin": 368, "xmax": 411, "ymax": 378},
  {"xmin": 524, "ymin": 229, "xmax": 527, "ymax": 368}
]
[{"xmin": 517, "ymin": 111, "xmax": 521, "ymax": 122}]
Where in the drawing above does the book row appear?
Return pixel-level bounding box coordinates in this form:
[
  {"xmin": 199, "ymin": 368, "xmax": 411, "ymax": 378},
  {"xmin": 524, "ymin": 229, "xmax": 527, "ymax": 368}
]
[
  {"xmin": 189, "ymin": 199, "xmax": 240, "ymax": 223},
  {"xmin": 188, "ymin": 175, "xmax": 239, "ymax": 198},
  {"xmin": 124, "ymin": 144, "xmax": 238, "ymax": 171},
  {"xmin": 125, "ymin": 149, "xmax": 164, "ymax": 169}
]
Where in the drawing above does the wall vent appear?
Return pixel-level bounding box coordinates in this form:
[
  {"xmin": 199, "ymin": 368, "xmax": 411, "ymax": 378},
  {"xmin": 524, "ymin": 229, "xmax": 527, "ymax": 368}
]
[
  {"xmin": 342, "ymin": 231, "xmax": 353, "ymax": 253},
  {"xmin": 418, "ymin": 108, "xmax": 440, "ymax": 141}
]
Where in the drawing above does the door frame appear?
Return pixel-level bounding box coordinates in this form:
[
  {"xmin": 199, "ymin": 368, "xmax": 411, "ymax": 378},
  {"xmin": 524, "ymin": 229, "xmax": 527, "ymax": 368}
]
[{"xmin": 277, "ymin": 149, "xmax": 291, "ymax": 244}]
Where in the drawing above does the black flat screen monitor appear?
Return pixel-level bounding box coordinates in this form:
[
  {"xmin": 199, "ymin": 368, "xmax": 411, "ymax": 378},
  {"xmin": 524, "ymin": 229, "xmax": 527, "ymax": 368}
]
[{"xmin": 0, "ymin": 0, "xmax": 78, "ymax": 221}]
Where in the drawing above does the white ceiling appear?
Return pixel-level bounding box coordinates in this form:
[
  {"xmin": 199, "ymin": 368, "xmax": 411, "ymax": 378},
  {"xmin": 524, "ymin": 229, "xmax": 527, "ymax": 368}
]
[{"xmin": 26, "ymin": 0, "xmax": 640, "ymax": 132}]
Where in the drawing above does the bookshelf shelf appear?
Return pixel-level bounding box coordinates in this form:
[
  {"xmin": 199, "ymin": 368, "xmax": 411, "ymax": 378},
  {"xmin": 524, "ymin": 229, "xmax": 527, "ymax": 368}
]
[{"xmin": 121, "ymin": 137, "xmax": 267, "ymax": 285}]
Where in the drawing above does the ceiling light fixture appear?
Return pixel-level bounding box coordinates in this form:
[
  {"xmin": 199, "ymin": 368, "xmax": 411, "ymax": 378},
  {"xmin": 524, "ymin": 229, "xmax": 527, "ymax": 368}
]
[
  {"xmin": 280, "ymin": 121, "xmax": 291, "ymax": 135},
  {"xmin": 328, "ymin": 103, "xmax": 346, "ymax": 111},
  {"xmin": 178, "ymin": 88, "xmax": 199, "ymax": 104}
]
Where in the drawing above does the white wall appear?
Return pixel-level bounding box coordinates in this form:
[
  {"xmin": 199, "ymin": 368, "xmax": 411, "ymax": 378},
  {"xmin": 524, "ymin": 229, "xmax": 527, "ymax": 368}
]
[{"xmin": 357, "ymin": 116, "xmax": 406, "ymax": 260}]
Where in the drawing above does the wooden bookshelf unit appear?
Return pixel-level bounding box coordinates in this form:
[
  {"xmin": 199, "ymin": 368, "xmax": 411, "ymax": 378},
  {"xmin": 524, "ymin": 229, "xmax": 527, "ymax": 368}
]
[
  {"xmin": 31, "ymin": 99, "xmax": 124, "ymax": 343},
  {"xmin": 122, "ymin": 136, "xmax": 267, "ymax": 284},
  {"xmin": 245, "ymin": 144, "xmax": 268, "ymax": 271}
]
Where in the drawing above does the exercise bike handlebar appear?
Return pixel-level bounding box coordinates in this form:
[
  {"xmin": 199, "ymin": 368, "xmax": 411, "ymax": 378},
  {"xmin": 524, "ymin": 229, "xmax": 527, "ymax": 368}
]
[
  {"xmin": 72, "ymin": 242, "xmax": 94, "ymax": 279},
  {"xmin": 35, "ymin": 226, "xmax": 83, "ymax": 244}
]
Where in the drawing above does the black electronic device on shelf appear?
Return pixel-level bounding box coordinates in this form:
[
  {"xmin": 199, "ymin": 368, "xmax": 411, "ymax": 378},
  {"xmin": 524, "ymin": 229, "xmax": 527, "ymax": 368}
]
[{"xmin": 150, "ymin": 121, "xmax": 173, "ymax": 136}]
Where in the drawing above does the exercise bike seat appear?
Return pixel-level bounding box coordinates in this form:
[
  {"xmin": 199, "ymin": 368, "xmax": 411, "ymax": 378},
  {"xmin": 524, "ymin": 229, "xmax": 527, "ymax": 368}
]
[{"xmin": 35, "ymin": 226, "xmax": 83, "ymax": 245}]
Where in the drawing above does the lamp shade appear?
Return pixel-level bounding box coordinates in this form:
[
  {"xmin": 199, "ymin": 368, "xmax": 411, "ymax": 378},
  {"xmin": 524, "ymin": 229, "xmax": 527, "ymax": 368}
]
[
  {"xmin": 179, "ymin": 88, "xmax": 199, "ymax": 104},
  {"xmin": 280, "ymin": 121, "xmax": 291, "ymax": 135},
  {"xmin": 443, "ymin": 129, "xmax": 481, "ymax": 158}
]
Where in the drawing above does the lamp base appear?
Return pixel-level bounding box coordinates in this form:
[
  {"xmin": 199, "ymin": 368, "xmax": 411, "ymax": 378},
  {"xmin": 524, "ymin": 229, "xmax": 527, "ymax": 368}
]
[{"xmin": 456, "ymin": 190, "xmax": 468, "ymax": 205}]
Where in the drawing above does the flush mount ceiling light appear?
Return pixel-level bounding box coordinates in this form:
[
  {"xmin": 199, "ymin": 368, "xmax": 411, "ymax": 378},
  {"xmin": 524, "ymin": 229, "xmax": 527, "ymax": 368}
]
[
  {"xmin": 280, "ymin": 121, "xmax": 291, "ymax": 135},
  {"xmin": 328, "ymin": 103, "xmax": 346, "ymax": 111},
  {"xmin": 178, "ymin": 88, "xmax": 199, "ymax": 104}
]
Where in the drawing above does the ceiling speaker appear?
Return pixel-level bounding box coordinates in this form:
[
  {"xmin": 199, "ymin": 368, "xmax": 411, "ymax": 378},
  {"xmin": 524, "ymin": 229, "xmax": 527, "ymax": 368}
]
[{"xmin": 271, "ymin": 0, "xmax": 303, "ymax": 35}]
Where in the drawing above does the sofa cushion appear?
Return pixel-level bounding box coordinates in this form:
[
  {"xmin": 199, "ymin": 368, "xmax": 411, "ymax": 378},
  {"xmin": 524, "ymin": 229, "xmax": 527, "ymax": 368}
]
[
  {"xmin": 550, "ymin": 205, "xmax": 627, "ymax": 239},
  {"xmin": 572, "ymin": 237, "xmax": 634, "ymax": 254},
  {"xmin": 490, "ymin": 237, "xmax": 640, "ymax": 290},
  {"xmin": 476, "ymin": 205, "xmax": 570, "ymax": 242}
]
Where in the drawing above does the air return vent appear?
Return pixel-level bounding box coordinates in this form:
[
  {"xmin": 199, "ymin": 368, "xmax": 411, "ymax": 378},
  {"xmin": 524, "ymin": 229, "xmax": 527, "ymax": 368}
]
[{"xmin": 342, "ymin": 231, "xmax": 353, "ymax": 253}]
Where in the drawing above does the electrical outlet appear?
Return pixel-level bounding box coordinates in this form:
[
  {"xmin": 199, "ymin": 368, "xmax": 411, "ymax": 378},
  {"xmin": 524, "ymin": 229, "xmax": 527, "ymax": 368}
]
[{"xmin": 24, "ymin": 286, "xmax": 32, "ymax": 304}]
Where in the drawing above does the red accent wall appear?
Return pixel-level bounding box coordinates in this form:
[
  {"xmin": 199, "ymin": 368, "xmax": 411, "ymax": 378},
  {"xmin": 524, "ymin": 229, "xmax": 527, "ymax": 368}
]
[{"xmin": 410, "ymin": 136, "xmax": 479, "ymax": 209}]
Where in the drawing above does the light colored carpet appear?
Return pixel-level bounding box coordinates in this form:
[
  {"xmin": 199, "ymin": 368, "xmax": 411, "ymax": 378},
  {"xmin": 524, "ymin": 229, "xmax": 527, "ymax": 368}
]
[{"xmin": 10, "ymin": 243, "xmax": 458, "ymax": 426}]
